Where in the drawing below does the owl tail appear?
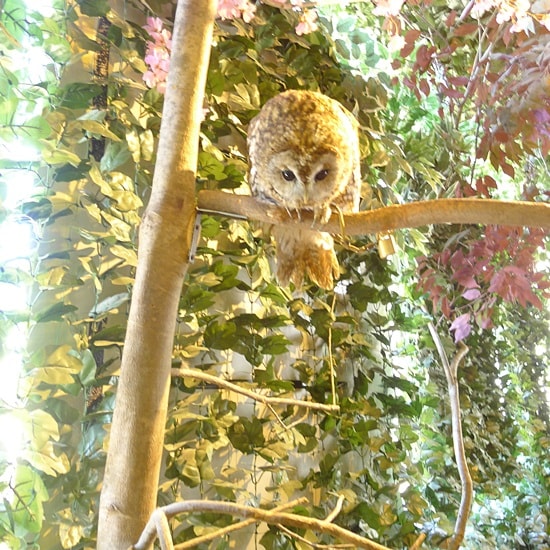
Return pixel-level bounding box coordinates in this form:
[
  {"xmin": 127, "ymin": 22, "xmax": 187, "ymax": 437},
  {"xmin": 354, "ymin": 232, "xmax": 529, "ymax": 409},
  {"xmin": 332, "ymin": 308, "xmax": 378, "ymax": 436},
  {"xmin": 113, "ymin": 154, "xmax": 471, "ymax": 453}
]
[{"xmin": 272, "ymin": 226, "xmax": 339, "ymax": 290}]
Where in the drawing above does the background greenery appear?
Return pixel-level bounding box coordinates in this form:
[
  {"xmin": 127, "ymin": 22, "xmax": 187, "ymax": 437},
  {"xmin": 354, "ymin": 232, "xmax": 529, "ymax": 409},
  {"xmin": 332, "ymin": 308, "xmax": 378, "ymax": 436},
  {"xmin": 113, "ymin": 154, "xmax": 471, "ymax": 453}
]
[{"xmin": 0, "ymin": 0, "xmax": 548, "ymax": 548}]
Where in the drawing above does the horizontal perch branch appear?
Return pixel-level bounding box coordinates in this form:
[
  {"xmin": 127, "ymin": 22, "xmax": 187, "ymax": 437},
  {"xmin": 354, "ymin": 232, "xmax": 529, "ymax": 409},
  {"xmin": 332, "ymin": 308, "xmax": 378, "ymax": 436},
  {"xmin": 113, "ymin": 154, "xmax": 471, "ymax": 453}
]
[
  {"xmin": 197, "ymin": 191, "xmax": 550, "ymax": 234},
  {"xmin": 171, "ymin": 368, "xmax": 340, "ymax": 413}
]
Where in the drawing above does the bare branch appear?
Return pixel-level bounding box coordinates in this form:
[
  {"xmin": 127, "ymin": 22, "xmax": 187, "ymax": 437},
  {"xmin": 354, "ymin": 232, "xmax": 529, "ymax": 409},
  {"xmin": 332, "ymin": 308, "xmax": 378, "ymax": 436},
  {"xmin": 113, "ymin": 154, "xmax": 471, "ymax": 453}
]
[
  {"xmin": 133, "ymin": 499, "xmax": 393, "ymax": 550},
  {"xmin": 173, "ymin": 498, "xmax": 307, "ymax": 550},
  {"xmin": 276, "ymin": 523, "xmax": 355, "ymax": 548},
  {"xmin": 409, "ymin": 532, "xmax": 427, "ymax": 550},
  {"xmin": 197, "ymin": 192, "xmax": 550, "ymax": 233},
  {"xmin": 428, "ymin": 324, "xmax": 473, "ymax": 550},
  {"xmin": 325, "ymin": 494, "xmax": 346, "ymax": 523},
  {"xmin": 172, "ymin": 368, "xmax": 340, "ymax": 414}
]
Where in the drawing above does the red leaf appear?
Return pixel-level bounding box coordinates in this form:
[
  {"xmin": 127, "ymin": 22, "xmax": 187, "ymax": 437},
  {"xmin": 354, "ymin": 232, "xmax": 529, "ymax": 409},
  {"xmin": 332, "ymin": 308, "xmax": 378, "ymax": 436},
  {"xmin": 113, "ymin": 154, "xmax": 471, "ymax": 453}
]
[
  {"xmin": 453, "ymin": 22, "xmax": 479, "ymax": 37},
  {"xmin": 400, "ymin": 29, "xmax": 421, "ymax": 57},
  {"xmin": 493, "ymin": 128, "xmax": 509, "ymax": 143},
  {"xmin": 445, "ymin": 10, "xmax": 457, "ymax": 27},
  {"xmin": 501, "ymin": 161, "xmax": 515, "ymax": 178},
  {"xmin": 419, "ymin": 78, "xmax": 431, "ymax": 96},
  {"xmin": 415, "ymin": 45, "xmax": 434, "ymax": 72},
  {"xmin": 441, "ymin": 296, "xmax": 451, "ymax": 318},
  {"xmin": 448, "ymin": 76, "xmax": 469, "ymax": 87},
  {"xmin": 441, "ymin": 85, "xmax": 464, "ymax": 99}
]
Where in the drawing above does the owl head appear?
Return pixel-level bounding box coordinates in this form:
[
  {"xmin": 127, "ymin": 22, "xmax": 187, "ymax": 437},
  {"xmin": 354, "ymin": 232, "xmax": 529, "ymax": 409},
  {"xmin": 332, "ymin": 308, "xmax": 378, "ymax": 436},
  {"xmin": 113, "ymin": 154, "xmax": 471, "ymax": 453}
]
[{"xmin": 247, "ymin": 90, "xmax": 360, "ymax": 212}]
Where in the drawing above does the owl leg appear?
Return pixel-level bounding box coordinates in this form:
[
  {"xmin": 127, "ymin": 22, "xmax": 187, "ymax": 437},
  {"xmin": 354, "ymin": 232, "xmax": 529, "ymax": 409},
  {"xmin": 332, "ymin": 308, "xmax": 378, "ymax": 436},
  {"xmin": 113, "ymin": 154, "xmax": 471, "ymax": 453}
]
[{"xmin": 272, "ymin": 226, "xmax": 339, "ymax": 290}]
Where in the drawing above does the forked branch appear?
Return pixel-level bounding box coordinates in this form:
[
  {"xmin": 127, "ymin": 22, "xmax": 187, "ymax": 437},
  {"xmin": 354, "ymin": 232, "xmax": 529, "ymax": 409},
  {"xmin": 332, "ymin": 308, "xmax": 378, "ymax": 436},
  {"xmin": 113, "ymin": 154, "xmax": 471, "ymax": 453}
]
[
  {"xmin": 133, "ymin": 498, "xmax": 393, "ymax": 550},
  {"xmin": 429, "ymin": 323, "xmax": 473, "ymax": 549}
]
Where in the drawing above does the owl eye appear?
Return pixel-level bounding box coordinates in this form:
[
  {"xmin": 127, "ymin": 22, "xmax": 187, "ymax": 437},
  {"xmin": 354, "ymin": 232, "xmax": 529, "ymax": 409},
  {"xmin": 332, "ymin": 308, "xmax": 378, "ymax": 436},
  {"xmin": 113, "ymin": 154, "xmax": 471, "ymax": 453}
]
[
  {"xmin": 281, "ymin": 169, "xmax": 296, "ymax": 181},
  {"xmin": 315, "ymin": 169, "xmax": 329, "ymax": 181}
]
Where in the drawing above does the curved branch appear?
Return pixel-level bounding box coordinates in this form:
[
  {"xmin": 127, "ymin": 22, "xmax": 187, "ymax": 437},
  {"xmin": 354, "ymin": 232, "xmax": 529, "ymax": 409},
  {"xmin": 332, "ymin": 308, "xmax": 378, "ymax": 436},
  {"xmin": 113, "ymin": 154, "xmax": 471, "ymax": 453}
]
[
  {"xmin": 429, "ymin": 324, "xmax": 472, "ymax": 550},
  {"xmin": 133, "ymin": 499, "xmax": 392, "ymax": 550},
  {"xmin": 171, "ymin": 368, "xmax": 339, "ymax": 413},
  {"xmin": 197, "ymin": 191, "xmax": 550, "ymax": 233},
  {"xmin": 174, "ymin": 498, "xmax": 307, "ymax": 550}
]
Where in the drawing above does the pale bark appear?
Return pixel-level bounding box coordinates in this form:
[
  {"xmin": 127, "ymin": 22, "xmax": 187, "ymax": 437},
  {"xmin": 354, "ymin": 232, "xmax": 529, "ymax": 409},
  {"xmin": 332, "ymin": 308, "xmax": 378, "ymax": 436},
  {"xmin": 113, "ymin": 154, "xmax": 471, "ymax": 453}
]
[
  {"xmin": 429, "ymin": 324, "xmax": 472, "ymax": 550},
  {"xmin": 96, "ymin": 2, "xmax": 217, "ymax": 548},
  {"xmin": 171, "ymin": 367, "xmax": 339, "ymax": 413},
  {"xmin": 197, "ymin": 192, "xmax": 550, "ymax": 232},
  {"xmin": 133, "ymin": 499, "xmax": 392, "ymax": 550}
]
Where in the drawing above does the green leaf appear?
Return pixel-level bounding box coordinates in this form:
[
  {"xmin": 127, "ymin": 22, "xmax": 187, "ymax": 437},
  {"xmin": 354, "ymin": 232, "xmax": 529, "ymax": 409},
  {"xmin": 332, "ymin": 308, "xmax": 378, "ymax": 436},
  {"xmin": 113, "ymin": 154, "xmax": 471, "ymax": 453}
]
[
  {"xmin": 8, "ymin": 464, "xmax": 48, "ymax": 533},
  {"xmin": 79, "ymin": 119, "xmax": 121, "ymax": 141},
  {"xmin": 203, "ymin": 320, "xmax": 237, "ymax": 350},
  {"xmin": 58, "ymin": 83, "xmax": 103, "ymax": 109},
  {"xmin": 34, "ymin": 302, "xmax": 78, "ymax": 323},
  {"xmin": 91, "ymin": 324, "xmax": 126, "ymax": 346},
  {"xmin": 79, "ymin": 349, "xmax": 97, "ymax": 386},
  {"xmin": 260, "ymin": 334, "xmax": 290, "ymax": 355},
  {"xmin": 90, "ymin": 292, "xmax": 129, "ymax": 318},
  {"xmin": 228, "ymin": 417, "xmax": 265, "ymax": 454},
  {"xmin": 77, "ymin": 0, "xmax": 110, "ymax": 16}
]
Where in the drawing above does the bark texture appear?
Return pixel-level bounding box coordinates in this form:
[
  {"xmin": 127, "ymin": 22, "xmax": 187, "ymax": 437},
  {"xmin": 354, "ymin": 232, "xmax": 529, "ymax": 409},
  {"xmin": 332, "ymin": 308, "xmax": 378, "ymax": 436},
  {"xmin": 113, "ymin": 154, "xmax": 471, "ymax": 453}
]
[{"xmin": 97, "ymin": 2, "xmax": 216, "ymax": 548}]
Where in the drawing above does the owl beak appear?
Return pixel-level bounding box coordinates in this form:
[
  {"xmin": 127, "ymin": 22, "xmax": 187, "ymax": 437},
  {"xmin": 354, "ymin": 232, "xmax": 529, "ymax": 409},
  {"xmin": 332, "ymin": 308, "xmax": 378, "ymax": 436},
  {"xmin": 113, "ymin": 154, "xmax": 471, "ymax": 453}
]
[{"xmin": 302, "ymin": 183, "xmax": 312, "ymax": 205}]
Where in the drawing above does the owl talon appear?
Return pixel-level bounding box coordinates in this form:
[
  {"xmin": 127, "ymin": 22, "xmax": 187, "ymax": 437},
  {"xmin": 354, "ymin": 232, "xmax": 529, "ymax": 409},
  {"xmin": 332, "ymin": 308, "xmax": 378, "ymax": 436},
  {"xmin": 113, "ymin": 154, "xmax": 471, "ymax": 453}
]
[{"xmin": 312, "ymin": 205, "xmax": 331, "ymax": 228}]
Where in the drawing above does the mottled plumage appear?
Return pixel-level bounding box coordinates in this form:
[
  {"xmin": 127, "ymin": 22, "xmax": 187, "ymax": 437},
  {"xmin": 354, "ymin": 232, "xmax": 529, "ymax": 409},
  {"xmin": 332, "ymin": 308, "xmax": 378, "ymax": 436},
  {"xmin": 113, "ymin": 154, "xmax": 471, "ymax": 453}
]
[{"xmin": 247, "ymin": 90, "xmax": 361, "ymax": 289}]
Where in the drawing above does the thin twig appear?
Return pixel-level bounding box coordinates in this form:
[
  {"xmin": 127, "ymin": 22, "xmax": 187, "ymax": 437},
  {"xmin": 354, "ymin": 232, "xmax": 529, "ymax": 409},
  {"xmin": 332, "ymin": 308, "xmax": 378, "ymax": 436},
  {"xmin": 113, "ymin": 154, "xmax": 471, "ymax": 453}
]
[
  {"xmin": 428, "ymin": 323, "xmax": 472, "ymax": 550},
  {"xmin": 328, "ymin": 293, "xmax": 337, "ymax": 407},
  {"xmin": 325, "ymin": 494, "xmax": 346, "ymax": 523},
  {"xmin": 276, "ymin": 523, "xmax": 355, "ymax": 548},
  {"xmin": 171, "ymin": 368, "xmax": 340, "ymax": 413}
]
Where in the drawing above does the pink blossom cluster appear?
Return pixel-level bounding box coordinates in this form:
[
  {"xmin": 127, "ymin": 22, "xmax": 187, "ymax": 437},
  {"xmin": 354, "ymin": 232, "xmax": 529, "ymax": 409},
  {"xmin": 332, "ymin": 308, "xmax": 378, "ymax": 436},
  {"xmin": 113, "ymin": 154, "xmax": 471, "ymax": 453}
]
[
  {"xmin": 217, "ymin": 0, "xmax": 318, "ymax": 35},
  {"xmin": 372, "ymin": 0, "xmax": 406, "ymax": 17},
  {"xmin": 471, "ymin": 0, "xmax": 550, "ymax": 32},
  {"xmin": 217, "ymin": 0, "xmax": 256, "ymax": 22},
  {"xmin": 143, "ymin": 17, "xmax": 172, "ymax": 94},
  {"xmin": 417, "ymin": 224, "xmax": 549, "ymax": 342}
]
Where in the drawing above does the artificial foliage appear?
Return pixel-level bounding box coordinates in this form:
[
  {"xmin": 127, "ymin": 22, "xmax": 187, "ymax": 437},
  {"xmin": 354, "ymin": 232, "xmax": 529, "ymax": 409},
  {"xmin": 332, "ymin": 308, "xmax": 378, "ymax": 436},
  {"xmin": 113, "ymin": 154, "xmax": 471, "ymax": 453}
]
[{"xmin": 0, "ymin": 1, "xmax": 548, "ymax": 549}]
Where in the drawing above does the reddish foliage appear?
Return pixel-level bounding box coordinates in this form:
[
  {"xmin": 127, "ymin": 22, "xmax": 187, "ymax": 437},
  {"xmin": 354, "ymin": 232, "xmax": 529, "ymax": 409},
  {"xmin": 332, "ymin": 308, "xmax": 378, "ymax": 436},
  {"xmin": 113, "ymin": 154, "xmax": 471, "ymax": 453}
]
[{"xmin": 417, "ymin": 224, "xmax": 549, "ymax": 342}]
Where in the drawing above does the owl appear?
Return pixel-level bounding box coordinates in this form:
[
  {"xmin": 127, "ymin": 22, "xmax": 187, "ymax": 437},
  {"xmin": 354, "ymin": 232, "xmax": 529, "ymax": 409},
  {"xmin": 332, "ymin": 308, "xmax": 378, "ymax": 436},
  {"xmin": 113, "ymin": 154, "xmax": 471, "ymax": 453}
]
[{"xmin": 247, "ymin": 89, "xmax": 361, "ymax": 289}]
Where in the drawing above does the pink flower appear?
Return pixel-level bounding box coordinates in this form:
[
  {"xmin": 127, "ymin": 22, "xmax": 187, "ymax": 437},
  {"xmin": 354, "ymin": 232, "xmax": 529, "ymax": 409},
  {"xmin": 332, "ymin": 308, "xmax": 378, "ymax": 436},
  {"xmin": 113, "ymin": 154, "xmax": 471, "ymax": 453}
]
[
  {"xmin": 511, "ymin": 14, "xmax": 534, "ymax": 33},
  {"xmin": 142, "ymin": 18, "xmax": 172, "ymax": 93},
  {"xmin": 241, "ymin": 1, "xmax": 256, "ymax": 22},
  {"xmin": 295, "ymin": 9, "xmax": 318, "ymax": 35},
  {"xmin": 387, "ymin": 33, "xmax": 406, "ymax": 52},
  {"xmin": 471, "ymin": 0, "xmax": 497, "ymax": 19},
  {"xmin": 372, "ymin": 0, "xmax": 405, "ymax": 17},
  {"xmin": 143, "ymin": 16, "xmax": 164, "ymax": 35},
  {"xmin": 450, "ymin": 313, "xmax": 472, "ymax": 342},
  {"xmin": 217, "ymin": 0, "xmax": 256, "ymax": 22}
]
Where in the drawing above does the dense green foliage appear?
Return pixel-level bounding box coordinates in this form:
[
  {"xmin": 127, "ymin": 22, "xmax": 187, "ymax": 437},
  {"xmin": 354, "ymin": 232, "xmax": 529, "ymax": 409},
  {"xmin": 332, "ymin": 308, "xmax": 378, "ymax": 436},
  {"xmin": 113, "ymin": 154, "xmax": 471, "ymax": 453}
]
[{"xmin": 0, "ymin": 1, "xmax": 548, "ymax": 549}]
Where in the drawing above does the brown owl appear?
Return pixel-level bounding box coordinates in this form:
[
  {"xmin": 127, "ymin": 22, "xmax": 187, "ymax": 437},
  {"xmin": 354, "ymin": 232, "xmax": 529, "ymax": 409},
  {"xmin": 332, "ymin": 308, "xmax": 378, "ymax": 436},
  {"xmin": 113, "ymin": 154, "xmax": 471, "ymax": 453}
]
[{"xmin": 247, "ymin": 89, "xmax": 361, "ymax": 289}]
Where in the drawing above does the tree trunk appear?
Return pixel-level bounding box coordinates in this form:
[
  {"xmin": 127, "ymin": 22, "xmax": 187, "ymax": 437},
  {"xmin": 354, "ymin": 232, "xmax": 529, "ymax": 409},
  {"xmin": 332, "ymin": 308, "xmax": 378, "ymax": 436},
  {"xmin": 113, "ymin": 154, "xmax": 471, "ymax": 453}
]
[{"xmin": 97, "ymin": 2, "xmax": 216, "ymax": 548}]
